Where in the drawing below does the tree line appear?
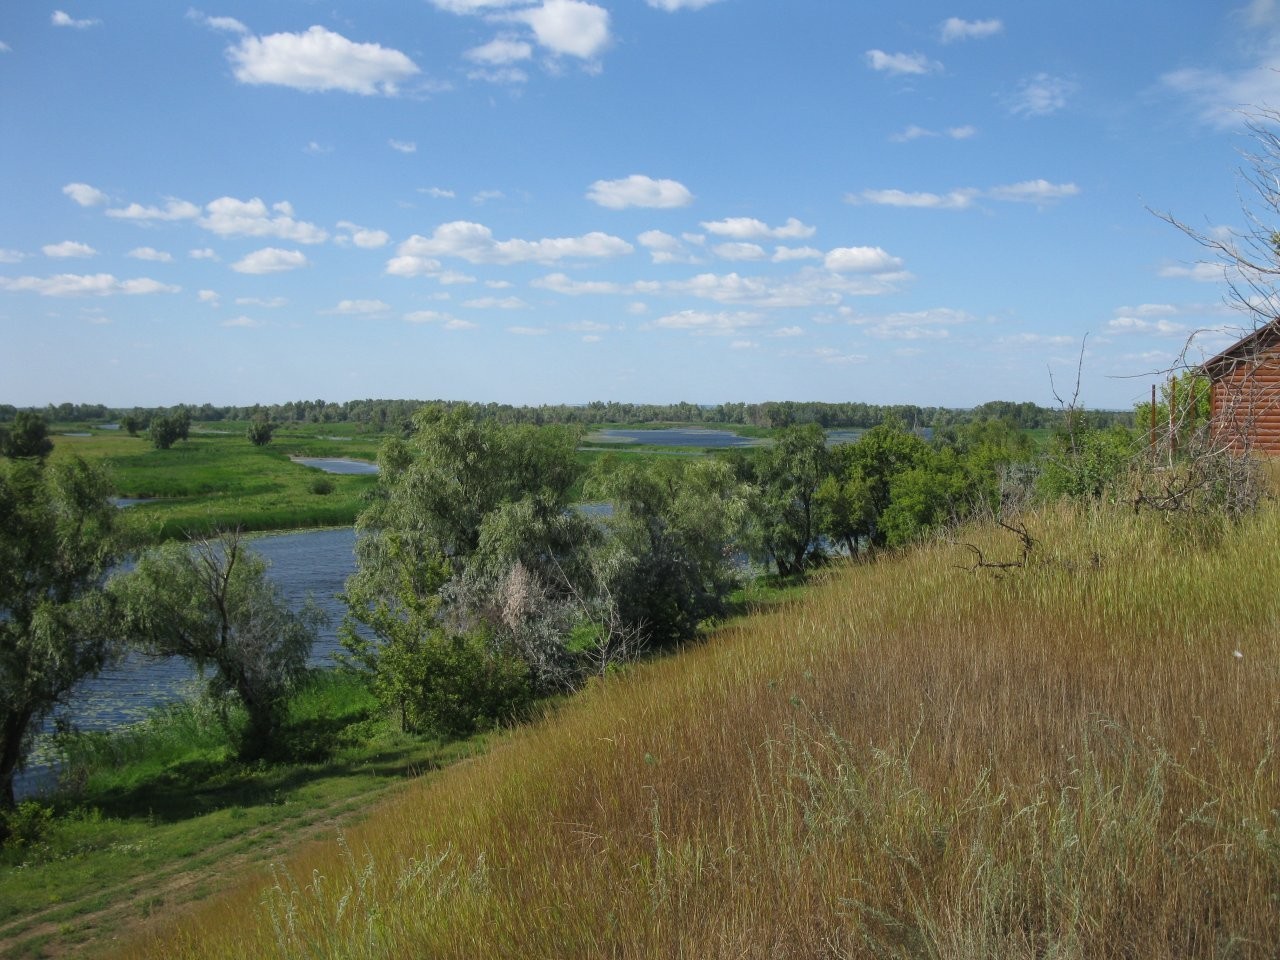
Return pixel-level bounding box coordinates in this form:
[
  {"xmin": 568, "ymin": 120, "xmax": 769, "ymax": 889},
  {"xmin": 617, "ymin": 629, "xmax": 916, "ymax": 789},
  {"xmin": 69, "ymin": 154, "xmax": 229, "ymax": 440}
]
[{"xmin": 0, "ymin": 398, "xmax": 1133, "ymax": 432}]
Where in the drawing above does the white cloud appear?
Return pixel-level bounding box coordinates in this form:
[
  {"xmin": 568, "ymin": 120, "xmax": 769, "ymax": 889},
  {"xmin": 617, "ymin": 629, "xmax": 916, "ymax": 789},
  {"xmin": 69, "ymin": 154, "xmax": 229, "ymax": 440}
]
[
  {"xmin": 1163, "ymin": 59, "xmax": 1280, "ymax": 129},
  {"xmin": 637, "ymin": 230, "xmax": 698, "ymax": 264},
  {"xmin": 646, "ymin": 0, "xmax": 722, "ymax": 8},
  {"xmin": 325, "ymin": 299, "xmax": 392, "ymax": 316},
  {"xmin": 1010, "ymin": 73, "xmax": 1077, "ymax": 117},
  {"xmin": 438, "ymin": 271, "xmax": 477, "ymax": 284},
  {"xmin": 187, "ymin": 10, "xmax": 248, "ymax": 33},
  {"xmin": 513, "ymin": 0, "xmax": 611, "ymax": 60},
  {"xmin": 588, "ymin": 175, "xmax": 694, "ymax": 209},
  {"xmin": 228, "ymin": 25, "xmax": 420, "ymax": 95},
  {"xmin": 853, "ymin": 188, "xmax": 978, "ymax": 210},
  {"xmin": 236, "ymin": 296, "xmax": 288, "ymax": 307},
  {"xmin": 52, "ymin": 11, "xmax": 99, "ymax": 28},
  {"xmin": 465, "ymin": 37, "xmax": 533, "ymax": 64},
  {"xmin": 998, "ymin": 332, "xmax": 1076, "ymax": 347},
  {"xmin": 796, "ymin": 346, "xmax": 867, "ymax": 365},
  {"xmin": 473, "ymin": 189, "xmax": 505, "ymax": 204},
  {"xmin": 1107, "ymin": 315, "xmax": 1187, "ymax": 336},
  {"xmin": 889, "ymin": 124, "xmax": 976, "ymax": 142},
  {"xmin": 850, "ymin": 180, "xmax": 1078, "ymax": 209},
  {"xmin": 221, "ymin": 315, "xmax": 262, "ymax": 328},
  {"xmin": 429, "ymin": 0, "xmax": 527, "ymax": 12},
  {"xmin": 824, "ymin": 246, "xmax": 904, "ymax": 273},
  {"xmin": 1160, "ymin": 262, "xmax": 1228, "ymax": 282},
  {"xmin": 772, "ymin": 246, "xmax": 823, "ymax": 262},
  {"xmin": 713, "ymin": 242, "xmax": 767, "ymax": 261},
  {"xmin": 853, "ymin": 307, "xmax": 972, "ymax": 340},
  {"xmin": 986, "ymin": 179, "xmax": 1080, "ymax": 203},
  {"xmin": 865, "ymin": 50, "xmax": 940, "ymax": 76},
  {"xmin": 700, "ymin": 216, "xmax": 815, "ymax": 240},
  {"xmin": 336, "ymin": 221, "xmax": 390, "ymax": 249},
  {"xmin": 304, "ymin": 141, "xmax": 333, "ymax": 155},
  {"xmin": 231, "ymin": 247, "xmax": 308, "ymax": 274},
  {"xmin": 463, "ymin": 296, "xmax": 530, "ymax": 309},
  {"xmin": 128, "ymin": 246, "xmax": 174, "ymax": 262},
  {"xmin": 653, "ymin": 309, "xmax": 765, "ymax": 335},
  {"xmin": 198, "ymin": 289, "xmax": 220, "ymax": 305},
  {"xmin": 385, "ymin": 255, "xmax": 443, "ymax": 278},
  {"xmin": 0, "ymin": 41, "xmax": 10, "ymax": 53},
  {"xmin": 507, "ymin": 325, "xmax": 548, "ymax": 336},
  {"xmin": 0, "ymin": 274, "xmax": 179, "ymax": 296},
  {"xmin": 421, "ymin": 187, "xmax": 456, "ymax": 199},
  {"xmin": 0, "ymin": 249, "xmax": 24, "ymax": 263},
  {"xmin": 396, "ymin": 221, "xmax": 632, "ymax": 264},
  {"xmin": 200, "ymin": 197, "xmax": 328, "ymax": 243},
  {"xmin": 62, "ymin": 182, "xmax": 108, "ymax": 206},
  {"xmin": 389, "ymin": 139, "xmax": 417, "ymax": 154},
  {"xmin": 533, "ymin": 273, "xmax": 623, "ymax": 295},
  {"xmin": 771, "ymin": 326, "xmax": 804, "ymax": 338},
  {"xmin": 730, "ymin": 340, "xmax": 758, "ymax": 350},
  {"xmin": 190, "ymin": 248, "xmax": 220, "ymax": 260},
  {"xmin": 43, "ymin": 240, "xmax": 97, "ymax": 259},
  {"xmin": 939, "ymin": 17, "xmax": 1003, "ymax": 43},
  {"xmin": 404, "ymin": 309, "xmax": 478, "ymax": 330},
  {"xmin": 106, "ymin": 199, "xmax": 201, "ymax": 222}
]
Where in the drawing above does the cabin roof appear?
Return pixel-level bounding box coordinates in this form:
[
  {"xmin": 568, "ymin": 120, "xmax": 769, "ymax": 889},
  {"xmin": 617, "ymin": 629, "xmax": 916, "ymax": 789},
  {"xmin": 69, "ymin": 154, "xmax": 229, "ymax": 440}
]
[{"xmin": 1199, "ymin": 318, "xmax": 1280, "ymax": 379}]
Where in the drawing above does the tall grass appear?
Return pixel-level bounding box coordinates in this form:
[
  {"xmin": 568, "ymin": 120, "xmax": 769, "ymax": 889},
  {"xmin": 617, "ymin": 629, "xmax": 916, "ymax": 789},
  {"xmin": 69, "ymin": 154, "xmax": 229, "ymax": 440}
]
[{"xmin": 122, "ymin": 501, "xmax": 1280, "ymax": 959}]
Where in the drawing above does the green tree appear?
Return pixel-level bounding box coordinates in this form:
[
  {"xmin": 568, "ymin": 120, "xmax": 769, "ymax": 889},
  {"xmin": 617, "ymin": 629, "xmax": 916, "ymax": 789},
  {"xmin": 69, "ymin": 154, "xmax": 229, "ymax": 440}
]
[
  {"xmin": 0, "ymin": 457, "xmax": 120, "ymax": 812},
  {"xmin": 112, "ymin": 531, "xmax": 321, "ymax": 757},
  {"xmin": 588, "ymin": 457, "xmax": 748, "ymax": 649},
  {"xmin": 0, "ymin": 412, "xmax": 54, "ymax": 461},
  {"xmin": 149, "ymin": 415, "xmax": 182, "ymax": 450},
  {"xmin": 751, "ymin": 423, "xmax": 830, "ymax": 575},
  {"xmin": 818, "ymin": 422, "xmax": 931, "ymax": 552},
  {"xmin": 247, "ymin": 417, "xmax": 275, "ymax": 446}
]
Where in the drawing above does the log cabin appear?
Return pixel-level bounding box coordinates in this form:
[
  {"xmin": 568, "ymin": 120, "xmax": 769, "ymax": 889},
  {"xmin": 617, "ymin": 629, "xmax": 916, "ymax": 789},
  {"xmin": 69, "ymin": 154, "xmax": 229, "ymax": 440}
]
[{"xmin": 1200, "ymin": 319, "xmax": 1280, "ymax": 454}]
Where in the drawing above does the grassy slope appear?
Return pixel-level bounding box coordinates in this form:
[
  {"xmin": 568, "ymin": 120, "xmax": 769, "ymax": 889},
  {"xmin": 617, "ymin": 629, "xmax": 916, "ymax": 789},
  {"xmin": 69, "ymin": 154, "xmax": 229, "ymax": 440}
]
[{"xmin": 117, "ymin": 502, "xmax": 1280, "ymax": 959}]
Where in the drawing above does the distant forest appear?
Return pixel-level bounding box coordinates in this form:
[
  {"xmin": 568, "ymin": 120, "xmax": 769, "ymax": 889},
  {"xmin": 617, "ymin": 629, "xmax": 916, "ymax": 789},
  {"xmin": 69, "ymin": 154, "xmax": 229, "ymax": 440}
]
[{"xmin": 0, "ymin": 398, "xmax": 1134, "ymax": 431}]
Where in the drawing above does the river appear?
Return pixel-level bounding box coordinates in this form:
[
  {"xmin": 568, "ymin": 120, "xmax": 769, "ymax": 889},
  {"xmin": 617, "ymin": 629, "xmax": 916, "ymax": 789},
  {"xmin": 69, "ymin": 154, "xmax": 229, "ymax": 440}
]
[{"xmin": 16, "ymin": 527, "xmax": 360, "ymax": 800}]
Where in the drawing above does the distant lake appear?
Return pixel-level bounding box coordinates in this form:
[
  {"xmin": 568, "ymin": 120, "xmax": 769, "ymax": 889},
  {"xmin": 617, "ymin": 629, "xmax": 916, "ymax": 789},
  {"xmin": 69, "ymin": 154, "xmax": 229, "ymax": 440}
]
[
  {"xmin": 588, "ymin": 428, "xmax": 760, "ymax": 448},
  {"xmin": 293, "ymin": 457, "xmax": 379, "ymax": 475}
]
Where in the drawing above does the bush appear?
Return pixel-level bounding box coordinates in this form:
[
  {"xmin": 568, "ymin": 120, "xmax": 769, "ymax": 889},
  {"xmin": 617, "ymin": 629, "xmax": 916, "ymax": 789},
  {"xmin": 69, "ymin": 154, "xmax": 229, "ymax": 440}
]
[
  {"xmin": 310, "ymin": 476, "xmax": 335, "ymax": 496},
  {"xmin": 0, "ymin": 801, "xmax": 54, "ymax": 849}
]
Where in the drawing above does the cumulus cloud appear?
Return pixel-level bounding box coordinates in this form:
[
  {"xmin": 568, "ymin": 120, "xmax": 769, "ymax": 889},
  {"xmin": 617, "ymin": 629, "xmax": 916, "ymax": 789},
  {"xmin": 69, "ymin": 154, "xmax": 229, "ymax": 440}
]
[
  {"xmin": 236, "ymin": 296, "xmax": 288, "ymax": 307},
  {"xmin": 507, "ymin": 325, "xmax": 548, "ymax": 336},
  {"xmin": 429, "ymin": 0, "xmax": 527, "ymax": 12},
  {"xmin": 187, "ymin": 10, "xmax": 248, "ymax": 33},
  {"xmin": 128, "ymin": 246, "xmax": 174, "ymax": 262},
  {"xmin": 465, "ymin": 36, "xmax": 533, "ymax": 64},
  {"xmin": 533, "ymin": 273, "xmax": 623, "ymax": 295},
  {"xmin": 1009, "ymin": 73, "xmax": 1077, "ymax": 116},
  {"xmin": 190, "ymin": 248, "xmax": 220, "ymax": 260},
  {"xmin": 0, "ymin": 249, "xmax": 24, "ymax": 263},
  {"xmin": 43, "ymin": 241, "xmax": 97, "ymax": 259},
  {"xmin": 0, "ymin": 273, "xmax": 179, "ymax": 296},
  {"xmin": 106, "ymin": 199, "xmax": 201, "ymax": 222},
  {"xmin": 63, "ymin": 182, "xmax": 108, "ymax": 206},
  {"xmin": 1107, "ymin": 315, "xmax": 1186, "ymax": 336},
  {"xmin": 985, "ymin": 179, "xmax": 1081, "ymax": 203},
  {"xmin": 637, "ymin": 230, "xmax": 697, "ymax": 264},
  {"xmin": 221, "ymin": 315, "xmax": 262, "ymax": 328},
  {"xmin": 588, "ymin": 175, "xmax": 693, "ymax": 209},
  {"xmin": 824, "ymin": 246, "xmax": 904, "ymax": 273},
  {"xmin": 52, "ymin": 11, "xmax": 99, "ymax": 28},
  {"xmin": 200, "ymin": 197, "xmax": 327, "ymax": 243},
  {"xmin": 701, "ymin": 216, "xmax": 815, "ymax": 240},
  {"xmin": 404, "ymin": 309, "xmax": 478, "ymax": 330},
  {"xmin": 513, "ymin": 0, "xmax": 611, "ymax": 59},
  {"xmin": 395, "ymin": 221, "xmax": 632, "ymax": 265},
  {"xmin": 336, "ymin": 221, "xmax": 390, "ymax": 249},
  {"xmin": 713, "ymin": 242, "xmax": 767, "ymax": 261},
  {"xmin": 388, "ymin": 139, "xmax": 417, "ymax": 154},
  {"xmin": 227, "ymin": 25, "xmax": 420, "ymax": 95},
  {"xmin": 652, "ymin": 309, "xmax": 765, "ymax": 335},
  {"xmin": 865, "ymin": 50, "xmax": 940, "ymax": 76},
  {"xmin": 198, "ymin": 289, "xmax": 220, "ymax": 305},
  {"xmin": 772, "ymin": 246, "xmax": 822, "ymax": 262},
  {"xmin": 939, "ymin": 17, "xmax": 1003, "ymax": 43},
  {"xmin": 463, "ymin": 296, "xmax": 530, "ymax": 309},
  {"xmin": 323, "ymin": 299, "xmax": 392, "ymax": 316},
  {"xmin": 230, "ymin": 247, "xmax": 308, "ymax": 274},
  {"xmin": 421, "ymin": 187, "xmax": 456, "ymax": 199}
]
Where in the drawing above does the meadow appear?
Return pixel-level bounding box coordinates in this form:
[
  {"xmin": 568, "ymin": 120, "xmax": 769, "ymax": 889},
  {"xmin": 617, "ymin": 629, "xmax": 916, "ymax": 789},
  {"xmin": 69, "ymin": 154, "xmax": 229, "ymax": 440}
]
[{"xmin": 104, "ymin": 500, "xmax": 1279, "ymax": 959}]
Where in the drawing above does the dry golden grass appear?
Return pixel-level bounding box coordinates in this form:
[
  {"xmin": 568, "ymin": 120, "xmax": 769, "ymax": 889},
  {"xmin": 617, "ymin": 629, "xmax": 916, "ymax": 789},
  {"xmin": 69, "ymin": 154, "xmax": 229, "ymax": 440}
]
[{"xmin": 119, "ymin": 502, "xmax": 1279, "ymax": 959}]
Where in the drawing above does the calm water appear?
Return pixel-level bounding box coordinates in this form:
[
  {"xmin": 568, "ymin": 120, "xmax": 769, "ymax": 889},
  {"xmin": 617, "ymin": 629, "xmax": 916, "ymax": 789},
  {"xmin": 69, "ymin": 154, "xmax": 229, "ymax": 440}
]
[
  {"xmin": 590, "ymin": 428, "xmax": 759, "ymax": 447},
  {"xmin": 293, "ymin": 457, "xmax": 379, "ymax": 475},
  {"xmin": 16, "ymin": 527, "xmax": 359, "ymax": 799}
]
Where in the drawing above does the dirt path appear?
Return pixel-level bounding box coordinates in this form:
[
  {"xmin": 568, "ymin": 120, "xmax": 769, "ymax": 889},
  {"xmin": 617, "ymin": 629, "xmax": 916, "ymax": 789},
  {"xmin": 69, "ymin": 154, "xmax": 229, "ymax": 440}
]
[{"xmin": 0, "ymin": 779, "xmax": 411, "ymax": 960}]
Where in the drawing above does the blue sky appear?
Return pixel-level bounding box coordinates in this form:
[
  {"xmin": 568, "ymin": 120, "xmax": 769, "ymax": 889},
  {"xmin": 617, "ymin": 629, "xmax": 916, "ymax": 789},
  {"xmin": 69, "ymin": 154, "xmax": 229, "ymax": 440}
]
[{"xmin": 1, "ymin": 1, "xmax": 1277, "ymax": 410}]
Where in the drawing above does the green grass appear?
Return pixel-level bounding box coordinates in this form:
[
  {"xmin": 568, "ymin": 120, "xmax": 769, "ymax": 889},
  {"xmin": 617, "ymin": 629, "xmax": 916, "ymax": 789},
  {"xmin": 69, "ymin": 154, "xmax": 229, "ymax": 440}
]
[
  {"xmin": 49, "ymin": 428, "xmax": 380, "ymax": 543},
  {"xmin": 0, "ymin": 671, "xmax": 487, "ymax": 959},
  {"xmin": 119, "ymin": 500, "xmax": 1280, "ymax": 960}
]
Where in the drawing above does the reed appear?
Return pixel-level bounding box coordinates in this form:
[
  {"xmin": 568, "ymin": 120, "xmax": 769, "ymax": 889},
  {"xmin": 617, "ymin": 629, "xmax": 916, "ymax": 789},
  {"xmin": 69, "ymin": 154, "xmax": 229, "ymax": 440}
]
[{"xmin": 120, "ymin": 501, "xmax": 1280, "ymax": 959}]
